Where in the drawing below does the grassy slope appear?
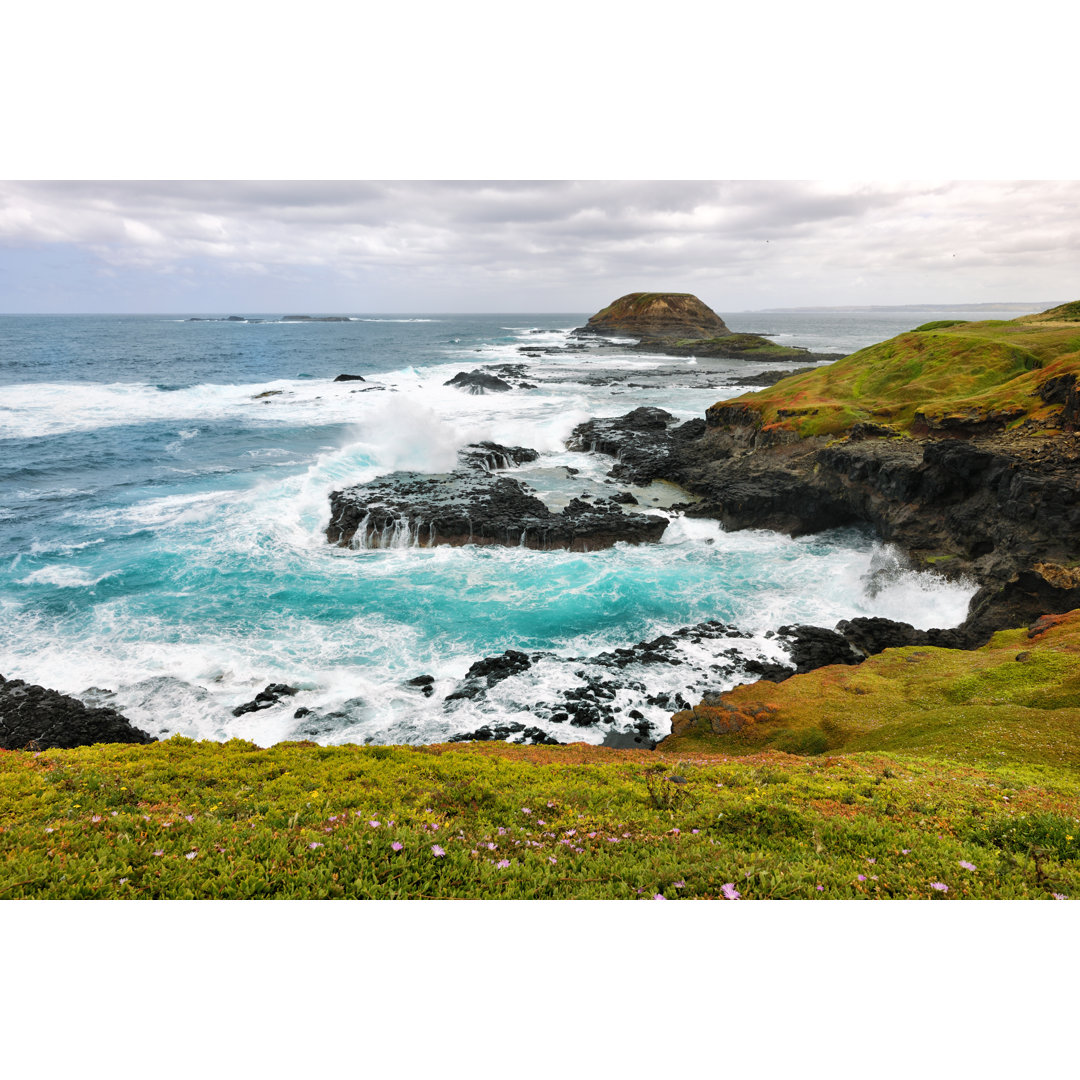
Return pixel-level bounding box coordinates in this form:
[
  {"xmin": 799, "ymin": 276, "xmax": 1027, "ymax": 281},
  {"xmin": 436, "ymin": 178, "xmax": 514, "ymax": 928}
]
[
  {"xmin": 713, "ymin": 308, "xmax": 1080, "ymax": 438},
  {"xmin": 666, "ymin": 611, "xmax": 1080, "ymax": 768},
  {"xmin": 1, "ymin": 740, "xmax": 1076, "ymax": 900}
]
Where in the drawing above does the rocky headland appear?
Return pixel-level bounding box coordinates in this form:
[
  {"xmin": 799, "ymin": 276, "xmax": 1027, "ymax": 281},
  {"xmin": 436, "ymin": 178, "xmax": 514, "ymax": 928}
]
[{"xmin": 569, "ymin": 303, "xmax": 1080, "ymax": 682}]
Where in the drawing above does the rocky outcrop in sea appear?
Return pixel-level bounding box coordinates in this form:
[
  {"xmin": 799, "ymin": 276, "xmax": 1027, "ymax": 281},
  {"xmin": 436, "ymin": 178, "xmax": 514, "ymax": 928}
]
[
  {"xmin": 326, "ymin": 469, "xmax": 668, "ymax": 551},
  {"xmin": 0, "ymin": 674, "xmax": 155, "ymax": 751}
]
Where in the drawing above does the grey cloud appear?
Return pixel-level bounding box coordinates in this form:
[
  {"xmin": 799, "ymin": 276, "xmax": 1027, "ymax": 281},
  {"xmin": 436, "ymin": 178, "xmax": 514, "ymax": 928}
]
[{"xmin": 1, "ymin": 180, "xmax": 1078, "ymax": 311}]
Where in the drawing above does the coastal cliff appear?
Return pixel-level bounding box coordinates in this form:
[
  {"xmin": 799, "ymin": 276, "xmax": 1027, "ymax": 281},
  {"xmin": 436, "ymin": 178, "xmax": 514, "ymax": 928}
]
[{"xmin": 573, "ymin": 303, "xmax": 1080, "ymax": 651}]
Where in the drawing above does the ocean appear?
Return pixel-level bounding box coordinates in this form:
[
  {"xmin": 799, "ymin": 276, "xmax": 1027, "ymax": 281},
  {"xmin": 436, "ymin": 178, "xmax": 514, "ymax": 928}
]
[{"xmin": 0, "ymin": 308, "xmax": 1023, "ymax": 747}]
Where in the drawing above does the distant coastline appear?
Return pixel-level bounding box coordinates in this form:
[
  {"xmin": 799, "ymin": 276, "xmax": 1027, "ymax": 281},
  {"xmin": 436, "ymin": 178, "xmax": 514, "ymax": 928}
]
[{"xmin": 750, "ymin": 301, "xmax": 1062, "ymax": 313}]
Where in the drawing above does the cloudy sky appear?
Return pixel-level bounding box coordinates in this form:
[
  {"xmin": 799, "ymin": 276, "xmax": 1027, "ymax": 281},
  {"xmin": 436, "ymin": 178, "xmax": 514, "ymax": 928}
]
[{"xmin": 1, "ymin": 180, "xmax": 1077, "ymax": 313}]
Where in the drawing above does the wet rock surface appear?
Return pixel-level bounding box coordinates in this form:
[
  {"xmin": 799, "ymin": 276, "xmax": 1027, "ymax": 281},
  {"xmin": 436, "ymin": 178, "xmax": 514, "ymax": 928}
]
[
  {"xmin": 444, "ymin": 369, "xmax": 513, "ymax": 394},
  {"xmin": 327, "ymin": 469, "xmax": 669, "ymax": 551},
  {"xmin": 567, "ymin": 407, "xmax": 707, "ymax": 485},
  {"xmin": 0, "ymin": 674, "xmax": 155, "ymax": 750},
  {"xmin": 441, "ymin": 620, "xmax": 762, "ymax": 748},
  {"xmin": 456, "ymin": 441, "xmax": 540, "ymax": 472},
  {"xmin": 232, "ymin": 683, "xmax": 299, "ymax": 717}
]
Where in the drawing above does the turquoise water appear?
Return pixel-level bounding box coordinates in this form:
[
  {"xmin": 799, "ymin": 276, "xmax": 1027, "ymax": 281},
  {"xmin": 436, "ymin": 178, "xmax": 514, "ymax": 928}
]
[{"xmin": 0, "ymin": 311, "xmax": 992, "ymax": 745}]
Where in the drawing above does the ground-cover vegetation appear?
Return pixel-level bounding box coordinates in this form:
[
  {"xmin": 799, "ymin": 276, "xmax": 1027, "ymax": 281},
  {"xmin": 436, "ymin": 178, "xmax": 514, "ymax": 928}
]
[
  {"xmin": 717, "ymin": 309, "xmax": 1080, "ymax": 438},
  {"xmin": 1, "ymin": 738, "xmax": 1075, "ymax": 900}
]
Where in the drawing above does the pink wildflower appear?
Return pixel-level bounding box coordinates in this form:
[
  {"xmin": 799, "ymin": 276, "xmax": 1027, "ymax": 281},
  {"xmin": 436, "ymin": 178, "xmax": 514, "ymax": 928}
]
[
  {"xmin": 369, "ymin": 820, "xmax": 380, "ymax": 828},
  {"xmin": 867, "ymin": 858, "xmax": 876, "ymax": 865},
  {"xmin": 91, "ymin": 815, "xmax": 102, "ymax": 823},
  {"xmin": 857, "ymin": 874, "xmax": 867, "ymax": 882},
  {"xmin": 673, "ymin": 881, "xmax": 685, "ymax": 889},
  {"xmin": 521, "ymin": 808, "xmax": 531, "ymax": 814},
  {"xmin": 308, "ymin": 842, "xmax": 323, "ymax": 850},
  {"xmin": 816, "ymin": 884, "xmax": 824, "ymax": 891},
  {"xmin": 486, "ymin": 842, "xmax": 498, "ymax": 850},
  {"xmin": 587, "ymin": 832, "xmax": 597, "ymax": 839},
  {"xmin": 691, "ymin": 829, "xmax": 699, "ymax": 834},
  {"xmin": 153, "ymin": 850, "xmax": 164, "ymax": 856},
  {"xmin": 185, "ymin": 851, "xmax": 197, "ymax": 860},
  {"xmin": 496, "ymin": 859, "xmax": 510, "ymax": 868},
  {"xmin": 548, "ymin": 857, "xmax": 557, "ymax": 865},
  {"xmin": 565, "ymin": 829, "xmax": 576, "ymax": 837},
  {"xmin": 391, "ymin": 841, "xmax": 403, "ymax": 852},
  {"xmin": 1052, "ymin": 893, "xmax": 1068, "ymax": 900},
  {"xmin": 901, "ymin": 848, "xmax": 911, "ymax": 854},
  {"xmin": 671, "ymin": 828, "xmax": 680, "ymax": 835},
  {"xmin": 721, "ymin": 883, "xmax": 741, "ymax": 900},
  {"xmin": 184, "ymin": 814, "xmax": 194, "ymax": 823},
  {"xmin": 958, "ymin": 860, "xmax": 976, "ymax": 871},
  {"xmin": 931, "ymin": 882, "xmax": 948, "ymax": 892},
  {"xmin": 431, "ymin": 844, "xmax": 445, "ymax": 857},
  {"xmin": 654, "ymin": 894, "xmax": 666, "ymax": 900},
  {"xmin": 44, "ymin": 827, "xmax": 54, "ymax": 834},
  {"xmin": 118, "ymin": 878, "xmax": 128, "ymax": 885}
]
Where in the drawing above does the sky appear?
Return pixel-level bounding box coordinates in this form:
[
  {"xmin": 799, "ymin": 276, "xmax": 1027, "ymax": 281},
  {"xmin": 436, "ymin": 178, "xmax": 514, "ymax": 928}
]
[{"xmin": 1, "ymin": 180, "xmax": 1077, "ymax": 314}]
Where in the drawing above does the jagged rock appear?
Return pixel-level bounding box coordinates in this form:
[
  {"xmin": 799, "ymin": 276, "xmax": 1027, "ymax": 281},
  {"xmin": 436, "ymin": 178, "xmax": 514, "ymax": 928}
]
[
  {"xmin": 567, "ymin": 407, "xmax": 707, "ymax": 485},
  {"xmin": 232, "ymin": 683, "xmax": 299, "ymax": 717},
  {"xmin": 447, "ymin": 722, "xmax": 561, "ymax": 746},
  {"xmin": 456, "ymin": 442, "xmax": 540, "ymax": 472},
  {"xmin": 444, "ymin": 370, "xmax": 513, "ymax": 394},
  {"xmin": 406, "ymin": 675, "xmax": 436, "ymax": 698},
  {"xmin": 0, "ymin": 674, "xmax": 155, "ymax": 750},
  {"xmin": 740, "ymin": 659, "xmax": 797, "ymax": 683},
  {"xmin": 776, "ymin": 625, "xmax": 863, "ymax": 673},
  {"xmin": 327, "ymin": 470, "xmax": 668, "ymax": 551},
  {"xmin": 333, "ymin": 373, "xmax": 366, "ymax": 382}
]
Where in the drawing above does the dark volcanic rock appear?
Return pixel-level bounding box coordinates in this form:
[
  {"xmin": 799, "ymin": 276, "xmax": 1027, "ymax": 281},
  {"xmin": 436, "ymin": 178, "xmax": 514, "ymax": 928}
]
[
  {"xmin": 567, "ymin": 407, "xmax": 707, "ymax": 485},
  {"xmin": 0, "ymin": 674, "xmax": 155, "ymax": 750},
  {"xmin": 333, "ymin": 373, "xmax": 366, "ymax": 382},
  {"xmin": 448, "ymin": 722, "xmax": 562, "ymax": 746},
  {"xmin": 448, "ymin": 650, "xmax": 534, "ymax": 700},
  {"xmin": 232, "ymin": 683, "xmax": 299, "ymax": 717},
  {"xmin": 776, "ymin": 625, "xmax": 863, "ymax": 673},
  {"xmin": 457, "ymin": 442, "xmax": 540, "ymax": 472},
  {"xmin": 327, "ymin": 469, "xmax": 668, "ymax": 551},
  {"xmin": 721, "ymin": 367, "xmax": 821, "ymax": 387},
  {"xmin": 444, "ymin": 369, "xmax": 513, "ymax": 394},
  {"xmin": 406, "ymin": 675, "xmax": 436, "ymax": 698}
]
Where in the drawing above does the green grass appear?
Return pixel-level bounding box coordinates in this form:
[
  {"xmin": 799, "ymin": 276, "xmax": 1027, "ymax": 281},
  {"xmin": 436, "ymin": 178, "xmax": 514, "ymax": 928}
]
[
  {"xmin": 667, "ymin": 611, "xmax": 1080, "ymax": 770},
  {"xmin": 708, "ymin": 306, "xmax": 1080, "ymax": 438},
  {"xmin": 1, "ymin": 738, "xmax": 1076, "ymax": 900}
]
